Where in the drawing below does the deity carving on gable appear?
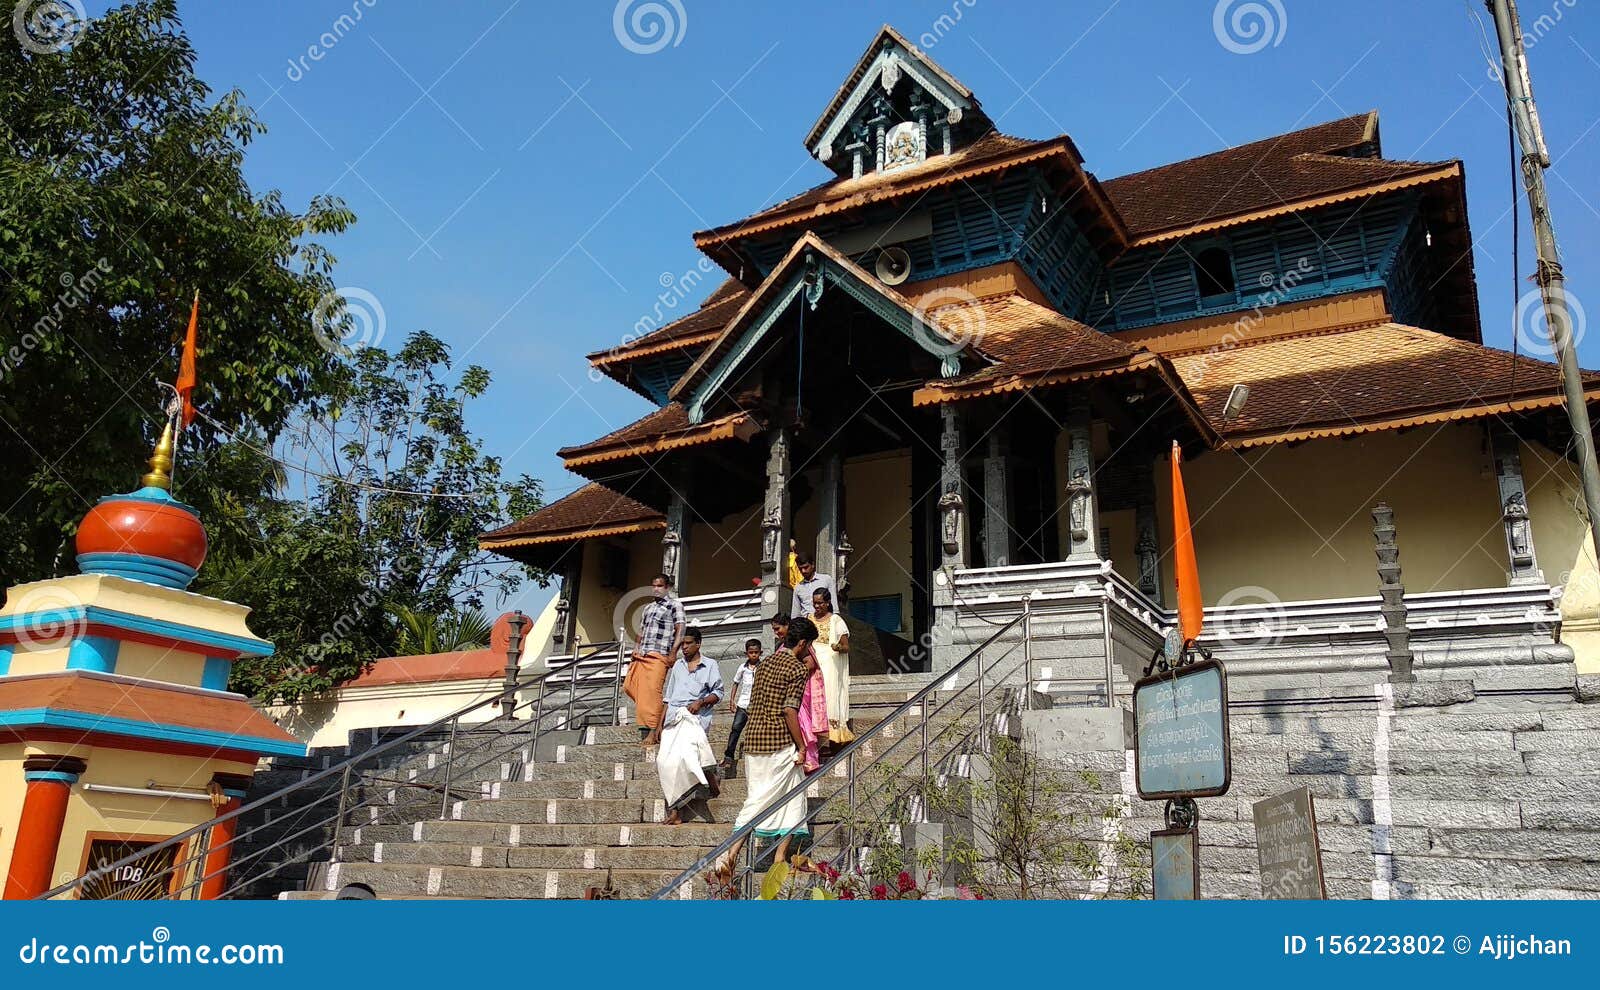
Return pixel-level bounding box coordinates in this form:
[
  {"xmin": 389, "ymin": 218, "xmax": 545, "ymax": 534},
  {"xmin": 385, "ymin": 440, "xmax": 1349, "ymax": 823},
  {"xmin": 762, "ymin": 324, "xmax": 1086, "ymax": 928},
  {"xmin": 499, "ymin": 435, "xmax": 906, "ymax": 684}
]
[{"xmin": 883, "ymin": 121, "xmax": 920, "ymax": 170}]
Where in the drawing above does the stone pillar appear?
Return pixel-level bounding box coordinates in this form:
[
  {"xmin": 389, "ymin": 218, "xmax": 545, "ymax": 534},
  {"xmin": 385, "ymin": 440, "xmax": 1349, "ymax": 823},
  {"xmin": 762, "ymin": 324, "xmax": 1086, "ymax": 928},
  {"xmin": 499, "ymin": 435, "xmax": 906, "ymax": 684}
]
[
  {"xmin": 1372, "ymin": 503, "xmax": 1416, "ymax": 684},
  {"xmin": 552, "ymin": 553, "xmax": 582, "ymax": 649},
  {"xmin": 760, "ymin": 427, "xmax": 793, "ymax": 640},
  {"xmin": 1063, "ymin": 397, "xmax": 1101, "ymax": 562},
  {"xmin": 816, "ymin": 451, "xmax": 844, "ymax": 592},
  {"xmin": 4, "ymin": 755, "xmax": 86, "ymax": 899},
  {"xmin": 982, "ymin": 431, "xmax": 1013, "ymax": 568},
  {"xmin": 500, "ymin": 611, "xmax": 526, "ymax": 719},
  {"xmin": 1490, "ymin": 426, "xmax": 1544, "ymax": 586},
  {"xmin": 662, "ymin": 463, "xmax": 692, "ymax": 596},
  {"xmin": 198, "ymin": 773, "xmax": 251, "ymax": 900},
  {"xmin": 934, "ymin": 405, "xmax": 966, "ymax": 608},
  {"xmin": 1134, "ymin": 460, "xmax": 1163, "ymax": 600}
]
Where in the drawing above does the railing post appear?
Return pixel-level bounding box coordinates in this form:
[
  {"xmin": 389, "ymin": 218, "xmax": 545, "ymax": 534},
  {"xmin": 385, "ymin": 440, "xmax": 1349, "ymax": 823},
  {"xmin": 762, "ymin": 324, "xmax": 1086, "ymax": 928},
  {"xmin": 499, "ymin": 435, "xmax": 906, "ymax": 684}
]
[
  {"xmin": 611, "ymin": 627, "xmax": 625, "ymax": 726},
  {"xmin": 330, "ymin": 764, "xmax": 351, "ymax": 855},
  {"xmin": 976, "ymin": 645, "xmax": 986, "ymax": 747},
  {"xmin": 1101, "ymin": 595, "xmax": 1116, "ymax": 709},
  {"xmin": 846, "ymin": 749, "xmax": 857, "ymax": 863},
  {"xmin": 1022, "ymin": 594, "xmax": 1034, "ymax": 711},
  {"xmin": 438, "ymin": 716, "xmax": 460, "ymax": 821}
]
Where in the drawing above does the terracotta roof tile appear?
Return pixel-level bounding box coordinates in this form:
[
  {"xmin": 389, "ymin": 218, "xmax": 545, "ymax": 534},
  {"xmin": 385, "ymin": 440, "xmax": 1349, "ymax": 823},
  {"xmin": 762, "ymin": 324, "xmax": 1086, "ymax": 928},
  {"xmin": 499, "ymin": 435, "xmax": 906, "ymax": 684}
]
[
  {"xmin": 1102, "ymin": 112, "xmax": 1451, "ymax": 239},
  {"xmin": 0, "ymin": 671, "xmax": 302, "ymax": 754},
  {"xmin": 481, "ymin": 482, "xmax": 663, "ymax": 544},
  {"xmin": 587, "ymin": 279, "xmax": 751, "ymax": 366},
  {"xmin": 346, "ymin": 649, "xmax": 506, "ymax": 688},
  {"xmin": 556, "ymin": 402, "xmax": 761, "ymax": 469},
  {"xmin": 1172, "ymin": 322, "xmax": 1600, "ymax": 445},
  {"xmin": 695, "ymin": 132, "xmax": 1075, "ymax": 246}
]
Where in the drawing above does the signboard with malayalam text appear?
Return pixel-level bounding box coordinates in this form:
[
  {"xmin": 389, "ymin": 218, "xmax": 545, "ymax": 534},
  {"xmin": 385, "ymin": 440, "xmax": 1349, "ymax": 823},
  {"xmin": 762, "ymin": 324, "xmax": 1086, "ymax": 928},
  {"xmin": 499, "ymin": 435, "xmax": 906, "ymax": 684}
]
[
  {"xmin": 1133, "ymin": 659, "xmax": 1231, "ymax": 800},
  {"xmin": 1253, "ymin": 787, "xmax": 1327, "ymax": 899}
]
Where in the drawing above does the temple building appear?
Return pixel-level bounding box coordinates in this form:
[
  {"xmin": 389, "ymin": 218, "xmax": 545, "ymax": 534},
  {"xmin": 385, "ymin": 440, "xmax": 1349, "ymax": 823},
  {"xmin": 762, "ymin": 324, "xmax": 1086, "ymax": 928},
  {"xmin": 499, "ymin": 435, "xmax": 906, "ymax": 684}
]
[
  {"xmin": 482, "ymin": 26, "xmax": 1597, "ymax": 698},
  {"xmin": 0, "ymin": 426, "xmax": 303, "ymax": 899}
]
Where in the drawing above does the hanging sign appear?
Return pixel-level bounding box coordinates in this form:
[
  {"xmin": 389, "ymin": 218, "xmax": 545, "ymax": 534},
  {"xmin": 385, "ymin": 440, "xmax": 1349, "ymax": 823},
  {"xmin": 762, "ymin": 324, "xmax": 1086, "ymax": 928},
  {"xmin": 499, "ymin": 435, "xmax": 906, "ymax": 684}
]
[
  {"xmin": 1133, "ymin": 658, "xmax": 1231, "ymax": 800},
  {"xmin": 1151, "ymin": 826, "xmax": 1200, "ymax": 900}
]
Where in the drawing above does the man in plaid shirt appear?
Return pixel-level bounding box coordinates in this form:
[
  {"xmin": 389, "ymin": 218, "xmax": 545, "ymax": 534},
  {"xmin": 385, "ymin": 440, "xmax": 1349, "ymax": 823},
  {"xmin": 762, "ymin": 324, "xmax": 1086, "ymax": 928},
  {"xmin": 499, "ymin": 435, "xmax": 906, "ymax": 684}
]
[
  {"xmin": 705, "ymin": 615, "xmax": 817, "ymax": 894},
  {"xmin": 625, "ymin": 574, "xmax": 685, "ymax": 741}
]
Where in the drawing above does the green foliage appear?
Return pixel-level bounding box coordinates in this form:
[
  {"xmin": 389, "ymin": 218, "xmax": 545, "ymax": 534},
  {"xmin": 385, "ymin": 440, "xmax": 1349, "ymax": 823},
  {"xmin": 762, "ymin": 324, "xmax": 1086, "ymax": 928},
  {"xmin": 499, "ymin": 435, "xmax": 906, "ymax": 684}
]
[
  {"xmin": 0, "ymin": 0, "xmax": 354, "ymax": 586},
  {"xmin": 390, "ymin": 603, "xmax": 494, "ymax": 656},
  {"xmin": 200, "ymin": 332, "xmax": 544, "ymax": 701}
]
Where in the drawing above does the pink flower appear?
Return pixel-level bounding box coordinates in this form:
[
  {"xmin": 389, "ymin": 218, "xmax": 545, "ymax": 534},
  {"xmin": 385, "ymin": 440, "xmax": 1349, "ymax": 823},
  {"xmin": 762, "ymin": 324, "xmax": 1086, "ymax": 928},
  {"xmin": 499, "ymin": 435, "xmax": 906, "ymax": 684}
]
[
  {"xmin": 896, "ymin": 871, "xmax": 916, "ymax": 893},
  {"xmin": 871, "ymin": 884, "xmax": 888, "ymax": 900},
  {"xmin": 838, "ymin": 888, "xmax": 855, "ymax": 900},
  {"xmin": 956, "ymin": 885, "xmax": 977, "ymax": 900}
]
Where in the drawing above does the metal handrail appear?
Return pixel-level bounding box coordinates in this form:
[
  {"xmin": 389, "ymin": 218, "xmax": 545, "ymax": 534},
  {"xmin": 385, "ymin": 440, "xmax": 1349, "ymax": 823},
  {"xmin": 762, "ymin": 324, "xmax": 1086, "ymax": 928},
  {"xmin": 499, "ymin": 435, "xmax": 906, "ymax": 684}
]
[
  {"xmin": 38, "ymin": 639, "xmax": 629, "ymax": 901},
  {"xmin": 651, "ymin": 612, "xmax": 1028, "ymax": 899}
]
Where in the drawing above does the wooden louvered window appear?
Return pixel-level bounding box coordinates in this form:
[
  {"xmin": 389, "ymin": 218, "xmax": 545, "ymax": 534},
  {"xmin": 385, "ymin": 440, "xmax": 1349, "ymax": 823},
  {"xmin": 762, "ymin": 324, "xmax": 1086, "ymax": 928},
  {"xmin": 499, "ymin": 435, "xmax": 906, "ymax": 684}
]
[{"xmin": 1194, "ymin": 246, "xmax": 1237, "ymax": 304}]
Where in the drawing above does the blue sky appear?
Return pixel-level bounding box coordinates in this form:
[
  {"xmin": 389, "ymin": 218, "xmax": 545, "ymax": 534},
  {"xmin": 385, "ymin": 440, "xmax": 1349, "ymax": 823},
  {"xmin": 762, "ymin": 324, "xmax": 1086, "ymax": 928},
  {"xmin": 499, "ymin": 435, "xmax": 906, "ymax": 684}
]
[{"xmin": 167, "ymin": 0, "xmax": 1600, "ymax": 612}]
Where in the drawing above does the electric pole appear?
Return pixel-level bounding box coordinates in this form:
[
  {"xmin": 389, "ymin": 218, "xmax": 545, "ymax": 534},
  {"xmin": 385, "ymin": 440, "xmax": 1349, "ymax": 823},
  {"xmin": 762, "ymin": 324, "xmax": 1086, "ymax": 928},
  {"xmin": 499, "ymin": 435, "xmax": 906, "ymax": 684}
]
[{"xmin": 1487, "ymin": 0, "xmax": 1600, "ymax": 566}]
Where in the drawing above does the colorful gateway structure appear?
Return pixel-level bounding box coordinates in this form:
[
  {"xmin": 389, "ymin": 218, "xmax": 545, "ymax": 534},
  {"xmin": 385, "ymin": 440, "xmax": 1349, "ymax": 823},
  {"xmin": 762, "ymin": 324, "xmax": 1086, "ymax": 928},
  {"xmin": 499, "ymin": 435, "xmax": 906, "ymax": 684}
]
[{"xmin": 484, "ymin": 26, "xmax": 1598, "ymax": 703}]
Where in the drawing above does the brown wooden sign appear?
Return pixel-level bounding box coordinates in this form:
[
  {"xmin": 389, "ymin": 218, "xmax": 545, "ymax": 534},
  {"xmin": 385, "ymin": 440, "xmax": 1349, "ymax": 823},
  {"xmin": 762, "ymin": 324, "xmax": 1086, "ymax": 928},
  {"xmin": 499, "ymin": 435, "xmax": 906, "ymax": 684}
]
[{"xmin": 1252, "ymin": 786, "xmax": 1327, "ymax": 899}]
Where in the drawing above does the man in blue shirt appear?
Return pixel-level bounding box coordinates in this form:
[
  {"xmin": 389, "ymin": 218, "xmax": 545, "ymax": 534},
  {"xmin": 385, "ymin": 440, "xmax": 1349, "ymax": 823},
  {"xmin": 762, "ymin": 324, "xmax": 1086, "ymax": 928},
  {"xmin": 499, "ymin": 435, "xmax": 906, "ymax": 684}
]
[{"xmin": 653, "ymin": 626, "xmax": 724, "ymax": 825}]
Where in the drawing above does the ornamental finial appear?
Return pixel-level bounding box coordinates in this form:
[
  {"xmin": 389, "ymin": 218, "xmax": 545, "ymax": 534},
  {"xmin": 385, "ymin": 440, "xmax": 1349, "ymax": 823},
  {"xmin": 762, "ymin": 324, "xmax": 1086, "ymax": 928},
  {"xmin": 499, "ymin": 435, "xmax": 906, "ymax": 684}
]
[{"xmin": 140, "ymin": 419, "xmax": 176, "ymax": 491}]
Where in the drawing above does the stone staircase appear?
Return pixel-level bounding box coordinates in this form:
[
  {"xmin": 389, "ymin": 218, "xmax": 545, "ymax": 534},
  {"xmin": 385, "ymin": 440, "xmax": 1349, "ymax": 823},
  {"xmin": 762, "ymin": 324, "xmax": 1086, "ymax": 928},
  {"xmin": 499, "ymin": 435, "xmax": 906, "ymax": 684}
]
[
  {"xmin": 1041, "ymin": 690, "xmax": 1600, "ymax": 900},
  {"xmin": 253, "ymin": 677, "xmax": 932, "ymax": 900}
]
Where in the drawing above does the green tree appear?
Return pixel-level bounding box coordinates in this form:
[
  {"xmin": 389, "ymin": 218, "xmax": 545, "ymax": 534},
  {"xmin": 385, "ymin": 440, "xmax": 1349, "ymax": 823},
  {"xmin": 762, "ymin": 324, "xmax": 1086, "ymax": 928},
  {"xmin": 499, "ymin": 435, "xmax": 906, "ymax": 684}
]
[
  {"xmin": 0, "ymin": 0, "xmax": 353, "ymax": 586},
  {"xmin": 207, "ymin": 332, "xmax": 544, "ymax": 701}
]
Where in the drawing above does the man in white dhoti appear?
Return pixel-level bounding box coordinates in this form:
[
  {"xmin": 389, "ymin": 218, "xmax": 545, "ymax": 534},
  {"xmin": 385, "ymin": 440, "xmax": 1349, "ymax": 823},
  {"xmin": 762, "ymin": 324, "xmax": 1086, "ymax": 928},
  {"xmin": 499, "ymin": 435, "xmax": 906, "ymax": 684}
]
[
  {"xmin": 655, "ymin": 627, "xmax": 723, "ymax": 826},
  {"xmin": 704, "ymin": 617, "xmax": 816, "ymax": 896}
]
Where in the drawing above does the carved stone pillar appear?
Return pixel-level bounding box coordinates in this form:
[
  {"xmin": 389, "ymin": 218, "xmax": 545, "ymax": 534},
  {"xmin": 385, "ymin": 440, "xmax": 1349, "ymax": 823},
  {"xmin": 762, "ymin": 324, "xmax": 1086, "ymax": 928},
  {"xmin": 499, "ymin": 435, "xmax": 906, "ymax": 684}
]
[
  {"xmin": 1490, "ymin": 426, "xmax": 1543, "ymax": 586},
  {"xmin": 760, "ymin": 428, "xmax": 792, "ymax": 636},
  {"xmin": 552, "ymin": 553, "xmax": 582, "ymax": 648},
  {"xmin": 1134, "ymin": 460, "xmax": 1163, "ymax": 601},
  {"xmin": 662, "ymin": 464, "xmax": 692, "ymax": 596},
  {"xmin": 1063, "ymin": 397, "xmax": 1101, "ymax": 562},
  {"xmin": 816, "ymin": 451, "xmax": 844, "ymax": 593},
  {"xmin": 934, "ymin": 405, "xmax": 966, "ymax": 608},
  {"xmin": 1372, "ymin": 502, "xmax": 1416, "ymax": 684},
  {"xmin": 982, "ymin": 431, "xmax": 1013, "ymax": 568}
]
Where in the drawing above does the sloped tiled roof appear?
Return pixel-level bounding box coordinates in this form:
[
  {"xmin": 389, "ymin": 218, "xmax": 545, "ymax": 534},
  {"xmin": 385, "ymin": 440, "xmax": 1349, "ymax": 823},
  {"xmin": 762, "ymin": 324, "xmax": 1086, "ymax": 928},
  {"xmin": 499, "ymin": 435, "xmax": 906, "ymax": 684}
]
[
  {"xmin": 557, "ymin": 402, "xmax": 762, "ymax": 469},
  {"xmin": 909, "ymin": 294, "xmax": 1217, "ymax": 441},
  {"xmin": 1102, "ymin": 112, "xmax": 1456, "ymax": 241},
  {"xmin": 695, "ymin": 132, "xmax": 1101, "ymax": 248},
  {"xmin": 1171, "ymin": 322, "xmax": 1600, "ymax": 447},
  {"xmin": 587, "ymin": 279, "xmax": 751, "ymax": 367},
  {"xmin": 0, "ymin": 671, "xmax": 303, "ymax": 755},
  {"xmin": 480, "ymin": 482, "xmax": 663, "ymax": 547}
]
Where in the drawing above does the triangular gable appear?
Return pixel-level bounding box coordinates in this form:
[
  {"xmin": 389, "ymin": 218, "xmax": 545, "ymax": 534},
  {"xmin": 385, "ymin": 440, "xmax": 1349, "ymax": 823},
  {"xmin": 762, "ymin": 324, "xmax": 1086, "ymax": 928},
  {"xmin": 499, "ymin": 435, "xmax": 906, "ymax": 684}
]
[
  {"xmin": 805, "ymin": 25, "xmax": 990, "ymax": 177},
  {"xmin": 672, "ymin": 232, "xmax": 983, "ymax": 423}
]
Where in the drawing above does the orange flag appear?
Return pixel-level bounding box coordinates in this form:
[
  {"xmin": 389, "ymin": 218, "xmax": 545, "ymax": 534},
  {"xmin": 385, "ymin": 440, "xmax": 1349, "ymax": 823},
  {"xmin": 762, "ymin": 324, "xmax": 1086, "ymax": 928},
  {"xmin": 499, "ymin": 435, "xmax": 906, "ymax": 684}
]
[
  {"xmin": 1171, "ymin": 439, "xmax": 1203, "ymax": 644},
  {"xmin": 175, "ymin": 290, "xmax": 199, "ymax": 428}
]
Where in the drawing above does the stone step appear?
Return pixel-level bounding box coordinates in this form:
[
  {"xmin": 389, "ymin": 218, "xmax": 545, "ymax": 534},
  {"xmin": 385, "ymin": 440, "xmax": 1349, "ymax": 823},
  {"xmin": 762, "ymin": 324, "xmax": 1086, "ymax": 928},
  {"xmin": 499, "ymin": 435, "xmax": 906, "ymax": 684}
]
[
  {"xmin": 413, "ymin": 819, "xmax": 734, "ymax": 848},
  {"xmin": 481, "ymin": 778, "xmax": 751, "ymax": 802},
  {"xmin": 338, "ymin": 841, "xmax": 712, "ymax": 872},
  {"xmin": 325, "ymin": 861, "xmax": 705, "ymax": 899}
]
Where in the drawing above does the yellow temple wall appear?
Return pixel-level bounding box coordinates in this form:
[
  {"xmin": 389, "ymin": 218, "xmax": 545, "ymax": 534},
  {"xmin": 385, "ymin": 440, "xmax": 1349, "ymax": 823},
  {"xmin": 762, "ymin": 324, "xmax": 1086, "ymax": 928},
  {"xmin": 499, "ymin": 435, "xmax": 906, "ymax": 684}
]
[
  {"xmin": 114, "ymin": 640, "xmax": 208, "ymax": 685},
  {"xmin": 1521, "ymin": 439, "xmax": 1600, "ymax": 674},
  {"xmin": 839, "ymin": 451, "xmax": 915, "ymax": 633},
  {"xmin": 1148, "ymin": 426, "xmax": 1505, "ymax": 605},
  {"xmin": 0, "ymin": 744, "xmax": 24, "ymax": 886}
]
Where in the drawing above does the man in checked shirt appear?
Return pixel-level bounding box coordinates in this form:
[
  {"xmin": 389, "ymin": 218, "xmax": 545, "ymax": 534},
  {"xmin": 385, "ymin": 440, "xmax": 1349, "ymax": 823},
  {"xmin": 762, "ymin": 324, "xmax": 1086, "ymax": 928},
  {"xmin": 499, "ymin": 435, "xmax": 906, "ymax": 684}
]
[{"xmin": 625, "ymin": 574, "xmax": 684, "ymax": 743}]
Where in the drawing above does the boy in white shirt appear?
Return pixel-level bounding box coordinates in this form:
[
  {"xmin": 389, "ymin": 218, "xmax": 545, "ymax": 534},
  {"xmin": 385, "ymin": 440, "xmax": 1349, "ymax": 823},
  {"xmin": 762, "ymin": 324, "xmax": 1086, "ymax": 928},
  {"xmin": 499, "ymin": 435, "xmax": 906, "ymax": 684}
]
[{"xmin": 719, "ymin": 638, "xmax": 761, "ymax": 775}]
